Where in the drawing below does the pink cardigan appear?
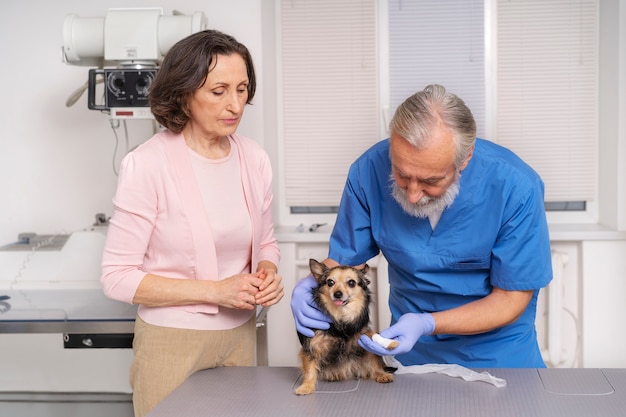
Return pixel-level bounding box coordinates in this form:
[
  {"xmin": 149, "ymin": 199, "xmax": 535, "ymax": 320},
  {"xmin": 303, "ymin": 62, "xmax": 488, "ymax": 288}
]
[{"xmin": 101, "ymin": 130, "xmax": 280, "ymax": 329}]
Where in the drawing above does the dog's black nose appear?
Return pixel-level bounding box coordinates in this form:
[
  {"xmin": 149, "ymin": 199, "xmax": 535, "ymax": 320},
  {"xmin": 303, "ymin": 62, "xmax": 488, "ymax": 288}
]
[{"xmin": 333, "ymin": 291, "xmax": 343, "ymax": 299}]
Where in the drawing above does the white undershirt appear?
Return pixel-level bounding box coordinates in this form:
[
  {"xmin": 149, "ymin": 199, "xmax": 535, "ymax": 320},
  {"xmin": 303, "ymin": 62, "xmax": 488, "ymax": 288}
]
[{"xmin": 429, "ymin": 211, "xmax": 443, "ymax": 230}]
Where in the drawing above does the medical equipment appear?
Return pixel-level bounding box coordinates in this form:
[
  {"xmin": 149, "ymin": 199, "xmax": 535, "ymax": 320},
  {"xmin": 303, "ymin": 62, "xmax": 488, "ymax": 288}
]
[{"xmin": 62, "ymin": 8, "xmax": 207, "ymax": 119}]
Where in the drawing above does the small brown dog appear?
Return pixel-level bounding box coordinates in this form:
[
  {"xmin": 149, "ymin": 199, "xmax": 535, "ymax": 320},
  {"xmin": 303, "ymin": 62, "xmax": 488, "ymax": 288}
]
[{"xmin": 294, "ymin": 259, "xmax": 398, "ymax": 395}]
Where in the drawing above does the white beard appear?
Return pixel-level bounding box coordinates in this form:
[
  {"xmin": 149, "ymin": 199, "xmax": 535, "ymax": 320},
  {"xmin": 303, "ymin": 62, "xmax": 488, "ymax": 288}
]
[{"xmin": 390, "ymin": 173, "xmax": 461, "ymax": 218}]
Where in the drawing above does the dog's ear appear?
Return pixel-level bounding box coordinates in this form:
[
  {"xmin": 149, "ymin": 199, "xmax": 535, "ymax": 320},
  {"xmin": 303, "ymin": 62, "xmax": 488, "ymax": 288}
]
[
  {"xmin": 309, "ymin": 258, "xmax": 328, "ymax": 281},
  {"xmin": 358, "ymin": 263, "xmax": 370, "ymax": 275},
  {"xmin": 360, "ymin": 276, "xmax": 371, "ymax": 287},
  {"xmin": 357, "ymin": 264, "xmax": 371, "ymax": 287}
]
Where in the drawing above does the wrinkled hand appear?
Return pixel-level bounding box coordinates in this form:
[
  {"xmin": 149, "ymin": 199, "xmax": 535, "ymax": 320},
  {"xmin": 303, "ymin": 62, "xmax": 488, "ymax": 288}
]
[
  {"xmin": 359, "ymin": 313, "xmax": 435, "ymax": 356},
  {"xmin": 254, "ymin": 268, "xmax": 284, "ymax": 307},
  {"xmin": 290, "ymin": 274, "xmax": 331, "ymax": 337},
  {"xmin": 212, "ymin": 273, "xmax": 265, "ymax": 311}
]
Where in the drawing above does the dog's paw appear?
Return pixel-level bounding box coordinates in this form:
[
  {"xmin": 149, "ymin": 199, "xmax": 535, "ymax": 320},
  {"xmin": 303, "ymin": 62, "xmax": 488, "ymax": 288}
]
[
  {"xmin": 294, "ymin": 383, "xmax": 315, "ymax": 396},
  {"xmin": 375, "ymin": 372, "xmax": 395, "ymax": 384},
  {"xmin": 386, "ymin": 340, "xmax": 400, "ymax": 350}
]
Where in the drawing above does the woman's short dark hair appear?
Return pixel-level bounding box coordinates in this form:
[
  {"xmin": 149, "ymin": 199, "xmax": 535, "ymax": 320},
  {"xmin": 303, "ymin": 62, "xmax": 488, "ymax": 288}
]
[{"xmin": 149, "ymin": 29, "xmax": 256, "ymax": 133}]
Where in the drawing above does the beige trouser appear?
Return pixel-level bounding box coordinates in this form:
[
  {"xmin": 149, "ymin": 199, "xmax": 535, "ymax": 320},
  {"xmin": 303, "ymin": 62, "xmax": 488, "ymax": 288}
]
[{"xmin": 130, "ymin": 315, "xmax": 256, "ymax": 417}]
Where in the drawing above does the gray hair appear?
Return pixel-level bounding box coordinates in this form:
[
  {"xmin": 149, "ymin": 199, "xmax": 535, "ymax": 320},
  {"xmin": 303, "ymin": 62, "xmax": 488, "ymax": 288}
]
[{"xmin": 389, "ymin": 84, "xmax": 476, "ymax": 168}]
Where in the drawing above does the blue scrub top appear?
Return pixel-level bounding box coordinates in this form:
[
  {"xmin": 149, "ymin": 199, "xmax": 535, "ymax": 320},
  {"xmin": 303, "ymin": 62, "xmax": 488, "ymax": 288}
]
[{"xmin": 328, "ymin": 138, "xmax": 552, "ymax": 368}]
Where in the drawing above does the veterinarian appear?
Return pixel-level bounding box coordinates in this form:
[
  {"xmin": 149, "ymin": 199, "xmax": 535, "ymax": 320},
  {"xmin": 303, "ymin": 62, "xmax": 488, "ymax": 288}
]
[
  {"xmin": 291, "ymin": 84, "xmax": 552, "ymax": 368},
  {"xmin": 101, "ymin": 30, "xmax": 283, "ymax": 417}
]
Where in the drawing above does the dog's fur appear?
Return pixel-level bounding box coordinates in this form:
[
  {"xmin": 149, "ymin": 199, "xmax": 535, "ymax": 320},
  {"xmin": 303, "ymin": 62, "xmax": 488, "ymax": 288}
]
[{"xmin": 294, "ymin": 259, "xmax": 398, "ymax": 395}]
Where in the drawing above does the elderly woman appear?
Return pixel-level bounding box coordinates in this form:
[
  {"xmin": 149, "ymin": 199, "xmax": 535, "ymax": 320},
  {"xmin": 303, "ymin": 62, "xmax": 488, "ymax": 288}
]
[{"xmin": 101, "ymin": 30, "xmax": 283, "ymax": 417}]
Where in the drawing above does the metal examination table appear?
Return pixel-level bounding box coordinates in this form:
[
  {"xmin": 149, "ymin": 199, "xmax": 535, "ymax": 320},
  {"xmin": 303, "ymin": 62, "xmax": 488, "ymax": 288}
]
[{"xmin": 147, "ymin": 366, "xmax": 626, "ymax": 417}]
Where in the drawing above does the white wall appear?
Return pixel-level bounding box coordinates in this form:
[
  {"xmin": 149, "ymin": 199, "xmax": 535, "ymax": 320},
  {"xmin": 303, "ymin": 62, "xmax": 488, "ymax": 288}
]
[{"xmin": 0, "ymin": 0, "xmax": 265, "ymax": 245}]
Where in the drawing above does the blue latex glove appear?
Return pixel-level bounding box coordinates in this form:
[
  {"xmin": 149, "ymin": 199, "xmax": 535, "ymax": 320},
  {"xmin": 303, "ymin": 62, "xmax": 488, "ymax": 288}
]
[
  {"xmin": 359, "ymin": 312, "xmax": 435, "ymax": 356},
  {"xmin": 290, "ymin": 274, "xmax": 332, "ymax": 337}
]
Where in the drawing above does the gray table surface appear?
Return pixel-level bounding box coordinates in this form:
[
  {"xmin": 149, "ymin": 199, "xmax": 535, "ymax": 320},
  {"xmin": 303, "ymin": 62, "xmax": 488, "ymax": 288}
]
[{"xmin": 147, "ymin": 366, "xmax": 626, "ymax": 417}]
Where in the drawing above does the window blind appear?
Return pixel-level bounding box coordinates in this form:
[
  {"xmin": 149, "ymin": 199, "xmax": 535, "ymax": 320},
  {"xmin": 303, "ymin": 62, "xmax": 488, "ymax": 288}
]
[
  {"xmin": 280, "ymin": 0, "xmax": 379, "ymax": 208},
  {"xmin": 496, "ymin": 0, "xmax": 598, "ymax": 202},
  {"xmin": 278, "ymin": 0, "xmax": 598, "ymax": 211},
  {"xmin": 388, "ymin": 0, "xmax": 486, "ymax": 138}
]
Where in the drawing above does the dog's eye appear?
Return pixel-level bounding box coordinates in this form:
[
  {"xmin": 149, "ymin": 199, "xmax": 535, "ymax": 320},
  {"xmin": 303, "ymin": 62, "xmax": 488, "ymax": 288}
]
[
  {"xmin": 326, "ymin": 279, "xmax": 335, "ymax": 287},
  {"xmin": 348, "ymin": 280, "xmax": 357, "ymax": 288}
]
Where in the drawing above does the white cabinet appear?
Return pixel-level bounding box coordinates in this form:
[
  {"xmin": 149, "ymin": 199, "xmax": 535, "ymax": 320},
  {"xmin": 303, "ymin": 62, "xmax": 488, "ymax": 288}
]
[
  {"xmin": 580, "ymin": 239, "xmax": 626, "ymax": 367},
  {"xmin": 266, "ymin": 239, "xmax": 305, "ymax": 367}
]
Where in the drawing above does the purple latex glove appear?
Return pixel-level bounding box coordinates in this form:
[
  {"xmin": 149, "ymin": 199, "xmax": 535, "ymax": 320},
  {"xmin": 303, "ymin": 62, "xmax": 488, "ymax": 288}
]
[
  {"xmin": 359, "ymin": 312, "xmax": 435, "ymax": 356},
  {"xmin": 290, "ymin": 274, "xmax": 331, "ymax": 337}
]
